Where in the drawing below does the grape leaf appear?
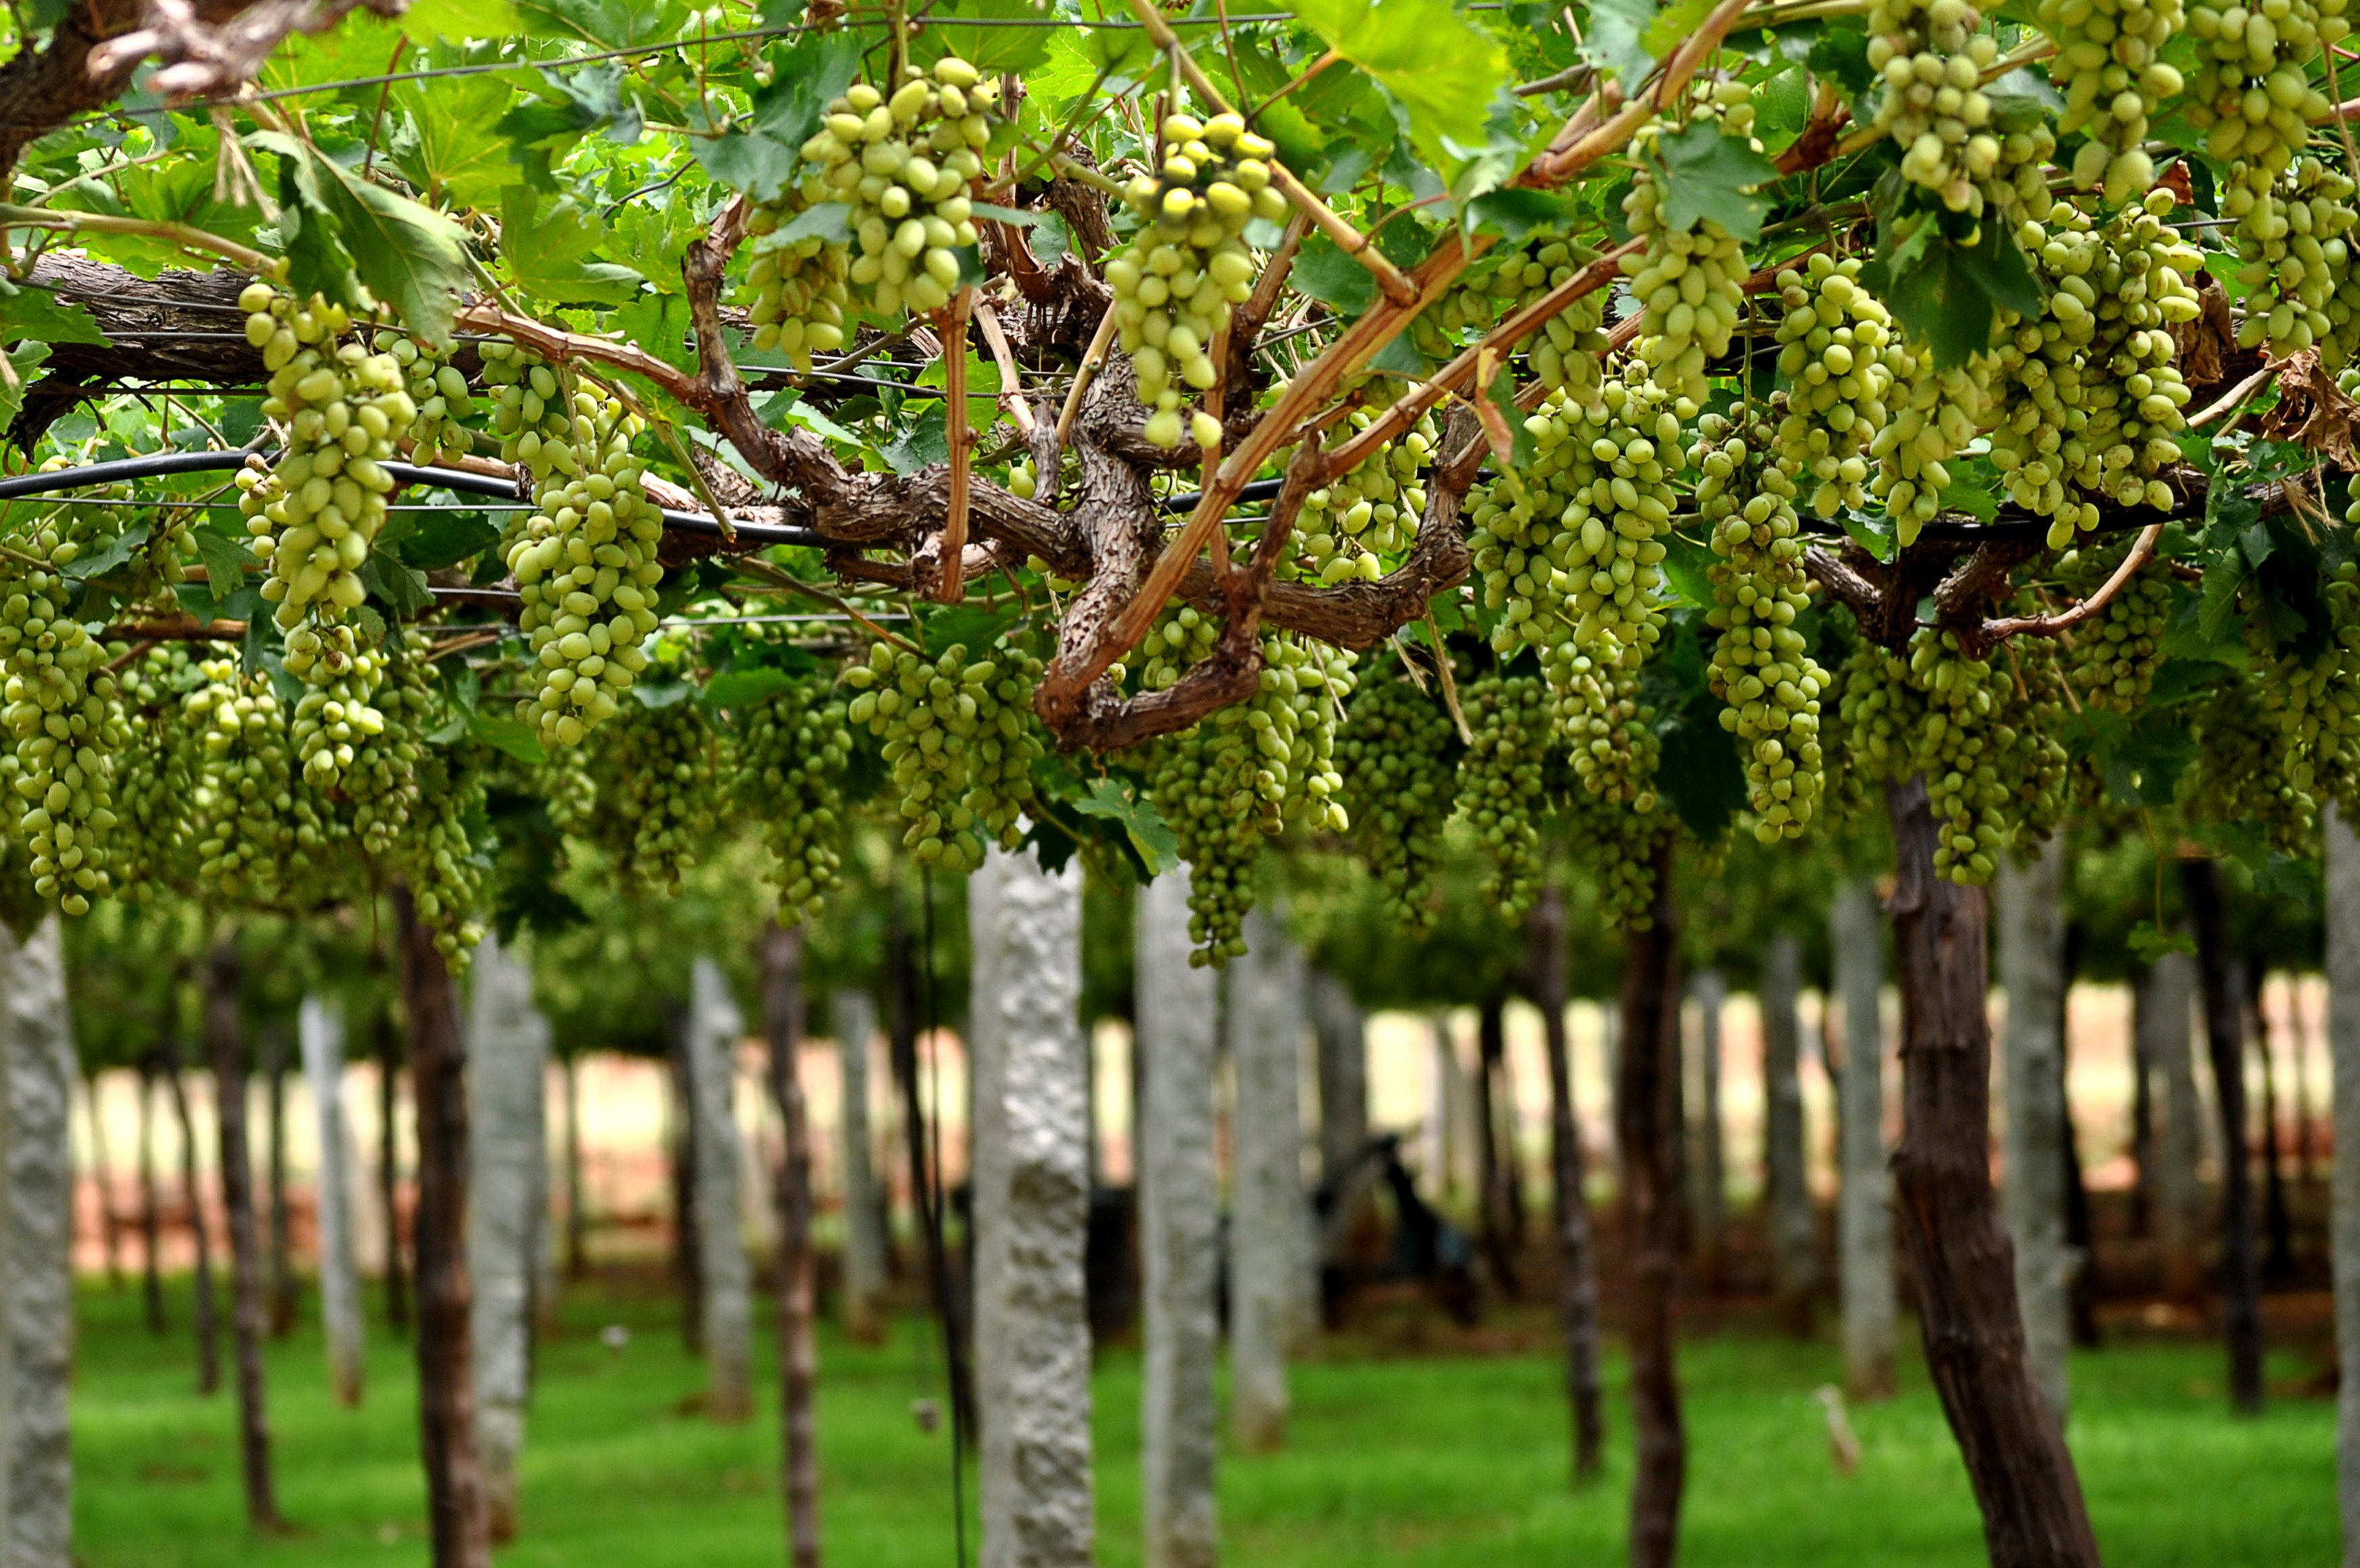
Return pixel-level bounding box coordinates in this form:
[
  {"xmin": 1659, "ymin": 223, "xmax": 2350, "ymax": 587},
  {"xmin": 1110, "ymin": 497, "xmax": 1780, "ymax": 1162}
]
[
  {"xmin": 748, "ymin": 30, "xmax": 863, "ymax": 158},
  {"xmin": 394, "ymin": 75, "xmax": 517, "ymax": 211},
  {"xmin": 1284, "ymin": 0, "xmax": 1508, "ymax": 152},
  {"xmin": 469, "ymin": 711, "xmax": 547, "ymax": 766},
  {"xmin": 517, "ymin": 0, "xmax": 687, "ymax": 46},
  {"xmin": 702, "ymin": 666, "xmax": 797, "ymax": 709},
  {"xmin": 361, "ymin": 553, "xmax": 434, "ymax": 619},
  {"xmin": 1292, "ymin": 235, "xmax": 1377, "ymax": 313},
  {"xmin": 254, "ymin": 133, "xmax": 471, "ymax": 346},
  {"xmin": 402, "ymin": 0, "xmax": 521, "ymax": 38},
  {"xmin": 1581, "ymin": 0, "xmax": 1660, "ymax": 89},
  {"xmin": 913, "ymin": 0, "xmax": 1056, "ymax": 72},
  {"xmin": 1070, "ymin": 777, "xmax": 1179, "ymax": 878},
  {"xmin": 0, "ymin": 282, "xmax": 107, "ymax": 349},
  {"xmin": 1654, "ymin": 121, "xmax": 1776, "ymax": 239},
  {"xmin": 500, "ymin": 185, "xmax": 645, "ymax": 307}
]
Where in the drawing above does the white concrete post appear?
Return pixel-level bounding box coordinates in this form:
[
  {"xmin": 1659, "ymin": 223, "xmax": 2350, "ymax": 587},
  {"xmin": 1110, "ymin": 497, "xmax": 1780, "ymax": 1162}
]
[
  {"xmin": 2324, "ymin": 803, "xmax": 2360, "ymax": 1564},
  {"xmin": 0, "ymin": 916, "xmax": 72, "ymax": 1568},
  {"xmin": 1228, "ymin": 906, "xmax": 1308, "ymax": 1452},
  {"xmin": 301, "ymin": 995, "xmax": 364, "ymax": 1408},
  {"xmin": 466, "ymin": 934, "xmax": 550, "ymax": 1539},
  {"xmin": 1997, "ymin": 840, "xmax": 2072, "ymax": 1426},
  {"xmin": 1829, "ymin": 879, "xmax": 1896, "ymax": 1399},
  {"xmin": 687, "ymin": 957, "xmax": 753, "ymax": 1422},
  {"xmin": 833, "ymin": 989, "xmax": 888, "ymax": 1341}
]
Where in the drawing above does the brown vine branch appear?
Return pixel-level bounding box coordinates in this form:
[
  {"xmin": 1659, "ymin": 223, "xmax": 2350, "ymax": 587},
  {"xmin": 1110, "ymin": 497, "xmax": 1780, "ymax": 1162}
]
[{"xmin": 1981, "ymin": 523, "xmax": 2165, "ymax": 641}]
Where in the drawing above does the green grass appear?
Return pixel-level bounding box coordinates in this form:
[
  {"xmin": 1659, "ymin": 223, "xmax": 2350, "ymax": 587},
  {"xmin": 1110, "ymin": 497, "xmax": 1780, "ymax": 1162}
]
[{"xmin": 73, "ymin": 1276, "xmax": 2334, "ymax": 1567}]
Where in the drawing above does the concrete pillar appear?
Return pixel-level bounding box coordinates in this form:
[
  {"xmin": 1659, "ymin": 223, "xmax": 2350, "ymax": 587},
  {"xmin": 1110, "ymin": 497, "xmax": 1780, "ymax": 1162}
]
[
  {"xmin": 969, "ymin": 843, "xmax": 1094, "ymax": 1568},
  {"xmin": 2323, "ymin": 803, "xmax": 2360, "ymax": 1564},
  {"xmin": 1998, "ymin": 840, "xmax": 2072, "ymax": 1426},
  {"xmin": 0, "ymin": 917, "xmax": 72, "ymax": 1568},
  {"xmin": 1138, "ymin": 872, "xmax": 1219, "ymax": 1568},
  {"xmin": 687, "ymin": 957, "xmax": 753, "ymax": 1422},
  {"xmin": 301, "ymin": 995, "xmax": 365, "ymax": 1408},
  {"xmin": 1830, "ymin": 879, "xmax": 1896, "ymax": 1399},
  {"xmin": 1228, "ymin": 906, "xmax": 1310, "ymax": 1452},
  {"xmin": 467, "ymin": 934, "xmax": 549, "ymax": 1540}
]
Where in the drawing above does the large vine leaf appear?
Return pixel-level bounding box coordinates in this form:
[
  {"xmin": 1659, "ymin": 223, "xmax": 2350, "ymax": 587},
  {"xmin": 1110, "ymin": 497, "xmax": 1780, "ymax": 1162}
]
[
  {"xmin": 1654, "ymin": 120, "xmax": 1777, "ymax": 239},
  {"xmin": 500, "ymin": 186, "xmax": 645, "ymax": 308},
  {"xmin": 393, "ymin": 75, "xmax": 517, "ymax": 211},
  {"xmin": 1284, "ymin": 0, "xmax": 1508, "ymax": 154},
  {"xmin": 911, "ymin": 0, "xmax": 1056, "ymax": 73},
  {"xmin": 254, "ymin": 135, "xmax": 472, "ymax": 346}
]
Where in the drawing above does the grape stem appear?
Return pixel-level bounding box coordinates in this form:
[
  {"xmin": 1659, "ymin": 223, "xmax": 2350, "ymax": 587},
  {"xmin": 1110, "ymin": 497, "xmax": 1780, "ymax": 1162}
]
[
  {"xmin": 1981, "ymin": 524, "xmax": 2166, "ymax": 643},
  {"xmin": 938, "ymin": 289, "xmax": 975, "ymax": 604}
]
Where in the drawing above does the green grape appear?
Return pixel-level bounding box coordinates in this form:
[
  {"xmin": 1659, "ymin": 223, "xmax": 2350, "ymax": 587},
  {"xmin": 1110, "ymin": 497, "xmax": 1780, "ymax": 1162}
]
[
  {"xmin": 1550, "ymin": 639, "xmax": 1658, "ymax": 811},
  {"xmin": 1333, "ymin": 666, "xmax": 1458, "ymax": 932},
  {"xmin": 1997, "ymin": 624, "xmax": 2073, "ymax": 848},
  {"xmin": 2228, "ymin": 157, "xmax": 2356, "ymax": 358},
  {"xmin": 2056, "ymin": 539, "xmax": 2172, "ymax": 711},
  {"xmin": 1468, "ymin": 377, "xmax": 1681, "ymax": 667},
  {"xmin": 1692, "ymin": 413, "xmax": 1829, "ymax": 841},
  {"xmin": 537, "ymin": 739, "xmax": 599, "ymax": 838},
  {"xmin": 2248, "ymin": 563, "xmax": 2360, "ymax": 799},
  {"xmin": 577, "ymin": 698, "xmax": 726, "ymax": 895},
  {"xmin": 2040, "ymin": 0, "xmax": 2185, "ymax": 201},
  {"xmin": 2184, "ymin": 668, "xmax": 2319, "ymax": 853},
  {"xmin": 843, "ymin": 640, "xmax": 1047, "ymax": 872},
  {"xmin": 1564, "ymin": 760, "xmax": 1664, "ymax": 928},
  {"xmin": 1454, "ymin": 673, "xmax": 1552, "ymax": 920},
  {"xmin": 1108, "ymin": 111, "xmax": 1289, "ymax": 449},
  {"xmin": 402, "ymin": 740, "xmax": 490, "ymax": 962},
  {"xmin": 505, "ymin": 389, "xmax": 664, "ymax": 747},
  {"xmin": 1620, "ymin": 84, "xmax": 1757, "ymax": 414},
  {"xmin": 0, "ymin": 514, "xmax": 123, "ymax": 915},
  {"xmin": 1870, "ymin": 340, "xmax": 1986, "ymax": 546},
  {"xmin": 791, "ymin": 58, "xmax": 995, "ymax": 322},
  {"xmin": 743, "ymin": 198, "xmax": 853, "ymax": 375},
  {"xmin": 1136, "ymin": 602, "xmax": 1220, "ymax": 692},
  {"xmin": 734, "ymin": 675, "xmax": 854, "ymax": 915},
  {"xmin": 1295, "ymin": 411, "xmax": 1436, "ymax": 585},
  {"xmin": 237, "ymin": 284, "xmax": 415, "ymax": 636},
  {"xmin": 345, "ymin": 630, "xmax": 436, "ymax": 857},
  {"xmin": 1008, "ymin": 457, "xmax": 1039, "ymax": 499},
  {"xmin": 479, "ymin": 341, "xmax": 581, "ymax": 477},
  {"xmin": 1868, "ymin": 0, "xmax": 2057, "ymax": 220},
  {"xmin": 113, "ymin": 645, "xmax": 203, "ymax": 896},
  {"xmin": 1772, "ymin": 254, "xmax": 1900, "ymax": 519},
  {"xmin": 1409, "ymin": 235, "xmax": 1609, "ymax": 407},
  {"xmin": 184, "ymin": 656, "xmax": 331, "ymax": 904},
  {"xmin": 389, "ymin": 337, "xmax": 478, "ymax": 466}
]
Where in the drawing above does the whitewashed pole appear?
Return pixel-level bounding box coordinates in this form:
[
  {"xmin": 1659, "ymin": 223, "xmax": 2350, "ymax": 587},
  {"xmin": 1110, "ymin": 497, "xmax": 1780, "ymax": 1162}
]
[
  {"xmin": 2325, "ymin": 802, "xmax": 2360, "ymax": 1565},
  {"xmin": 687, "ymin": 957, "xmax": 753, "ymax": 1423},
  {"xmin": 1228, "ymin": 906, "xmax": 1307, "ymax": 1451},
  {"xmin": 466, "ymin": 934, "xmax": 550, "ymax": 1541},
  {"xmin": 0, "ymin": 916, "xmax": 73, "ymax": 1568},
  {"xmin": 2147, "ymin": 951, "xmax": 2204, "ymax": 1299},
  {"xmin": 301, "ymin": 995, "xmax": 364, "ymax": 1408},
  {"xmin": 1762, "ymin": 932, "xmax": 1815, "ymax": 1324},
  {"xmin": 833, "ymin": 990, "xmax": 887, "ymax": 1342},
  {"xmin": 1138, "ymin": 872, "xmax": 1220, "ymax": 1568},
  {"xmin": 1830, "ymin": 878, "xmax": 1896, "ymax": 1400},
  {"xmin": 969, "ymin": 841, "xmax": 1095, "ymax": 1568},
  {"xmin": 1998, "ymin": 841, "xmax": 2072, "ymax": 1427}
]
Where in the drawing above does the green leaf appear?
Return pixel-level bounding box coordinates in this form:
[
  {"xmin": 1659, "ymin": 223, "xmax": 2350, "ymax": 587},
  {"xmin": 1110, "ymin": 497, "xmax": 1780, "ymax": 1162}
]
[
  {"xmin": 394, "ymin": 75, "xmax": 517, "ymax": 212},
  {"xmin": 468, "ymin": 711, "xmax": 548, "ymax": 766},
  {"xmin": 192, "ymin": 526, "xmax": 254, "ymax": 607},
  {"xmin": 500, "ymin": 184, "xmax": 645, "ymax": 307},
  {"xmin": 1841, "ymin": 507, "xmax": 1896, "ymax": 562},
  {"xmin": 1467, "ymin": 186, "xmax": 1570, "ymax": 242},
  {"xmin": 1658, "ymin": 530, "xmax": 1715, "ymax": 607},
  {"xmin": 612, "ymin": 291, "xmax": 700, "ymax": 376},
  {"xmin": 1292, "ymin": 235, "xmax": 1377, "ymax": 313},
  {"xmin": 517, "ymin": 0, "xmax": 687, "ymax": 48},
  {"xmin": 694, "ymin": 126, "xmax": 804, "ymax": 203},
  {"xmin": 2127, "ymin": 921, "xmax": 2196, "ymax": 962},
  {"xmin": 1803, "ymin": 18, "xmax": 1877, "ymax": 101},
  {"xmin": 912, "ymin": 0, "xmax": 1057, "ymax": 71},
  {"xmin": 360, "ymin": 553, "xmax": 434, "ymax": 619},
  {"xmin": 61, "ymin": 519, "xmax": 148, "ymax": 582},
  {"xmin": 265, "ymin": 139, "xmax": 368, "ymax": 320},
  {"xmin": 1581, "ymin": 0, "xmax": 1660, "ymax": 89},
  {"xmin": 2196, "ymin": 547, "xmax": 2248, "ymax": 650},
  {"xmin": 703, "ymin": 666, "xmax": 797, "ymax": 709},
  {"xmin": 0, "ymin": 282, "xmax": 106, "ymax": 348},
  {"xmin": 1284, "ymin": 0, "xmax": 1509, "ymax": 152},
  {"xmin": 403, "ymin": 0, "xmax": 521, "ymax": 37},
  {"xmin": 1070, "ymin": 776, "xmax": 1180, "ymax": 878},
  {"xmin": 1868, "ymin": 206, "xmax": 2031, "ymax": 371},
  {"xmin": 779, "ymin": 202, "xmax": 854, "ymax": 245},
  {"xmin": 0, "ymin": 341, "xmax": 44, "ymax": 432},
  {"xmin": 386, "ymin": 510, "xmax": 500, "ymax": 573},
  {"xmin": 1654, "ymin": 120, "xmax": 1776, "ymax": 239},
  {"xmin": 255, "ymin": 133, "xmax": 471, "ymax": 346},
  {"xmin": 881, "ymin": 405, "xmax": 950, "ymax": 475},
  {"xmin": 1643, "ymin": 0, "xmax": 1722, "ymax": 58}
]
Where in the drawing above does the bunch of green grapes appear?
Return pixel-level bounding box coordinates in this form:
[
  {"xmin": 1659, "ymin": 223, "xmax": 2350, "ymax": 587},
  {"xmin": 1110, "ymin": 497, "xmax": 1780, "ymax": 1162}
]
[
  {"xmin": 284, "ymin": 624, "xmax": 390, "ymax": 788},
  {"xmin": 743, "ymin": 194, "xmax": 853, "ymax": 373},
  {"xmin": 2183, "ymin": 672, "xmax": 2319, "ymax": 853},
  {"xmin": 844, "ymin": 640, "xmax": 1045, "ymax": 872},
  {"xmin": 389, "ymin": 337, "xmax": 477, "ymax": 466},
  {"xmin": 236, "ymin": 284, "xmax": 413, "ymax": 637},
  {"xmin": 1453, "ymin": 672, "xmax": 1553, "ymax": 919},
  {"xmin": 1868, "ymin": 0, "xmax": 2055, "ymax": 220},
  {"xmin": 1998, "ymin": 627, "xmax": 2074, "ymax": 847},
  {"xmin": 1870, "ymin": 341, "xmax": 1987, "ymax": 545},
  {"xmin": 1108, "ymin": 111, "xmax": 1288, "ymax": 449},
  {"xmin": 1409, "ymin": 236, "xmax": 1609, "ymax": 408},
  {"xmin": 537, "ymin": 740, "xmax": 599, "ymax": 839},
  {"xmin": 0, "ymin": 515, "xmax": 122, "ymax": 915},
  {"xmin": 2248, "ymin": 566, "xmax": 2360, "ymax": 796},
  {"xmin": 2040, "ymin": 0, "xmax": 2185, "ymax": 201},
  {"xmin": 1135, "ymin": 602, "xmax": 1220, "ymax": 692},
  {"xmin": 791, "ymin": 58, "xmax": 994, "ymax": 322},
  {"xmin": 2067, "ymin": 197, "xmax": 2200, "ymax": 513},
  {"xmin": 1902, "ymin": 628, "xmax": 2016, "ymax": 884},
  {"xmin": 1296, "ymin": 411, "xmax": 1435, "ymax": 585},
  {"xmin": 1692, "ymin": 415, "xmax": 1828, "ymax": 842},
  {"xmin": 400, "ymin": 741, "xmax": 489, "ymax": 962},
  {"xmin": 1620, "ymin": 85, "xmax": 1757, "ymax": 415},
  {"xmin": 479, "ymin": 343, "xmax": 579, "ymax": 479},
  {"xmin": 734, "ymin": 676, "xmax": 853, "ymax": 916},
  {"xmin": 1333, "ymin": 668, "xmax": 1458, "ymax": 931},
  {"xmin": 345, "ymin": 630, "xmax": 437, "ymax": 857},
  {"xmin": 1550, "ymin": 639, "xmax": 1660, "ymax": 812},
  {"xmin": 2057, "ymin": 539, "xmax": 2173, "ymax": 711},
  {"xmin": 185, "ymin": 658, "xmax": 311, "ymax": 903},
  {"xmin": 505, "ymin": 391, "xmax": 664, "ymax": 747},
  {"xmin": 1989, "ymin": 205, "xmax": 2105, "ymax": 536},
  {"xmin": 577, "ymin": 698, "xmax": 725, "ymax": 895},
  {"xmin": 1468, "ymin": 378, "xmax": 1681, "ymax": 664},
  {"xmin": 1565, "ymin": 772, "xmax": 1664, "ymax": 927},
  {"xmin": 112, "ymin": 646, "xmax": 201, "ymax": 895},
  {"xmin": 2232, "ymin": 157, "xmax": 2356, "ymax": 358},
  {"xmin": 2185, "ymin": 0, "xmax": 2346, "ymax": 179},
  {"xmin": 1773, "ymin": 254, "xmax": 1900, "ymax": 518}
]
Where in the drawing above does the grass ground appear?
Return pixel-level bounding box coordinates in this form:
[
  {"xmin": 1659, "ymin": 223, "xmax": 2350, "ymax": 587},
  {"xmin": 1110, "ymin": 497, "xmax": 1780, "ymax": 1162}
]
[{"xmin": 75, "ymin": 1274, "xmax": 2333, "ymax": 1567}]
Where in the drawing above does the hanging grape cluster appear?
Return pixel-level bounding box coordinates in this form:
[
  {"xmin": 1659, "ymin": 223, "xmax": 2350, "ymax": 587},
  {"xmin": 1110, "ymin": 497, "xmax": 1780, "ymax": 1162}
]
[
  {"xmin": 2245, "ymin": 568, "xmax": 2360, "ymax": 801},
  {"xmin": 2057, "ymin": 539, "xmax": 2173, "ymax": 712},
  {"xmin": 2040, "ymin": 0, "xmax": 2185, "ymax": 201},
  {"xmin": 505, "ymin": 388, "xmax": 664, "ymax": 747},
  {"xmin": 1333, "ymin": 665, "xmax": 1458, "ymax": 932},
  {"xmin": 791, "ymin": 59, "xmax": 993, "ymax": 322},
  {"xmin": 1871, "ymin": 343, "xmax": 1986, "ymax": 546},
  {"xmin": 186, "ymin": 658, "xmax": 320, "ymax": 904},
  {"xmin": 1869, "ymin": 0, "xmax": 2056, "ymax": 220},
  {"xmin": 577, "ymin": 698, "xmax": 725, "ymax": 895},
  {"xmin": 1295, "ymin": 411, "xmax": 1435, "ymax": 584},
  {"xmin": 1407, "ymin": 236, "xmax": 1609, "ymax": 409},
  {"xmin": 1454, "ymin": 672, "xmax": 1553, "ymax": 920},
  {"xmin": 0, "ymin": 514, "xmax": 122, "ymax": 915},
  {"xmin": 844, "ymin": 641, "xmax": 1045, "ymax": 872},
  {"xmin": 1622, "ymin": 85, "xmax": 1757, "ymax": 414},
  {"xmin": 1108, "ymin": 111, "xmax": 1288, "ymax": 449},
  {"xmin": 237, "ymin": 283, "xmax": 413, "ymax": 640},
  {"xmin": 112, "ymin": 645, "xmax": 199, "ymax": 896},
  {"xmin": 1773, "ymin": 254, "xmax": 1899, "ymax": 519},
  {"xmin": 1692, "ymin": 414, "xmax": 1828, "ymax": 841},
  {"xmin": 401, "ymin": 740, "xmax": 490, "ymax": 961},
  {"xmin": 479, "ymin": 342, "xmax": 579, "ymax": 477},
  {"xmin": 390, "ymin": 337, "xmax": 476, "ymax": 466},
  {"xmin": 345, "ymin": 630, "xmax": 437, "ymax": 859},
  {"xmin": 2185, "ymin": 670, "xmax": 2321, "ymax": 853},
  {"xmin": 734, "ymin": 675, "xmax": 854, "ymax": 915}
]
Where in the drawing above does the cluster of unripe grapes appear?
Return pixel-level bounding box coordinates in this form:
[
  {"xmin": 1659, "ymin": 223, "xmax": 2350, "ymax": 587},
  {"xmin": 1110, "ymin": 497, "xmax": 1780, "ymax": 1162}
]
[
  {"xmin": 503, "ymin": 380, "xmax": 664, "ymax": 747},
  {"xmin": 734, "ymin": 675, "xmax": 853, "ymax": 915},
  {"xmin": 390, "ymin": 337, "xmax": 476, "ymax": 466},
  {"xmin": 1773, "ymin": 254, "xmax": 1898, "ymax": 519},
  {"xmin": 1455, "ymin": 672, "xmax": 1553, "ymax": 920},
  {"xmin": 2185, "ymin": 0, "xmax": 2346, "ymax": 185},
  {"xmin": 2040, "ymin": 0, "xmax": 2185, "ymax": 201},
  {"xmin": 237, "ymin": 285, "xmax": 412, "ymax": 643},
  {"xmin": 1871, "ymin": 345, "xmax": 1984, "ymax": 547},
  {"xmin": 344, "ymin": 630, "xmax": 433, "ymax": 857},
  {"xmin": 405, "ymin": 740, "xmax": 489, "ymax": 961},
  {"xmin": 1845, "ymin": 628, "xmax": 2040, "ymax": 885},
  {"xmin": 1334, "ymin": 668, "xmax": 1458, "ymax": 931},
  {"xmin": 1692, "ymin": 416, "xmax": 1827, "ymax": 842},
  {"xmin": 2058, "ymin": 541, "xmax": 2173, "ymax": 712},
  {"xmin": 2245, "ymin": 565, "xmax": 2360, "ymax": 801},
  {"xmin": 480, "ymin": 342, "xmax": 579, "ymax": 477},
  {"xmin": 1410, "ymin": 236, "xmax": 1609, "ymax": 407},
  {"xmin": 1622, "ymin": 86, "xmax": 1756, "ymax": 413},
  {"xmin": 1564, "ymin": 762, "xmax": 1666, "ymax": 928},
  {"xmin": 284, "ymin": 623, "xmax": 388, "ymax": 787},
  {"xmin": 1551, "ymin": 641, "xmax": 1658, "ymax": 816},
  {"xmin": 0, "ymin": 517, "xmax": 121, "ymax": 915},
  {"xmin": 2228, "ymin": 156, "xmax": 2355, "ymax": 358},
  {"xmin": 2187, "ymin": 670, "xmax": 2322, "ymax": 853},
  {"xmin": 1108, "ymin": 111, "xmax": 1288, "ymax": 449},
  {"xmin": 111, "ymin": 646, "xmax": 199, "ymax": 896},
  {"xmin": 1469, "ymin": 379, "xmax": 1681, "ymax": 666},
  {"xmin": 1134, "ymin": 602, "xmax": 1220, "ymax": 692},
  {"xmin": 577, "ymin": 698, "xmax": 723, "ymax": 896},
  {"xmin": 186, "ymin": 657, "xmax": 329, "ymax": 904},
  {"xmin": 1295, "ymin": 412, "xmax": 1434, "ymax": 584},
  {"xmin": 1869, "ymin": 0, "xmax": 2054, "ymax": 220},
  {"xmin": 791, "ymin": 58, "xmax": 994, "ymax": 322},
  {"xmin": 844, "ymin": 641, "xmax": 1044, "ymax": 873}
]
